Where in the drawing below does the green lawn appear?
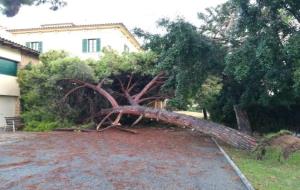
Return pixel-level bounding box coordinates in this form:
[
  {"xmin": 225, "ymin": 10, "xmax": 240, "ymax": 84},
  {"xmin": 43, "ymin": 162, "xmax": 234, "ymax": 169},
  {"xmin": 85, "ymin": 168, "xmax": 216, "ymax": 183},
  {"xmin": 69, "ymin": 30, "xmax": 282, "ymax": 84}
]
[
  {"xmin": 175, "ymin": 111, "xmax": 204, "ymax": 118},
  {"xmin": 174, "ymin": 111, "xmax": 300, "ymax": 189},
  {"xmin": 224, "ymin": 146, "xmax": 300, "ymax": 190}
]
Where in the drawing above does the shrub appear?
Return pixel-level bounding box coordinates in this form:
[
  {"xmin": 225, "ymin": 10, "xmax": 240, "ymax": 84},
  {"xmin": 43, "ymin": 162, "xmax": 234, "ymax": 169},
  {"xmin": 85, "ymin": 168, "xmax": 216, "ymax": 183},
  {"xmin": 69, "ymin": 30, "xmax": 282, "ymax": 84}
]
[
  {"xmin": 18, "ymin": 50, "xmax": 96, "ymax": 131},
  {"xmin": 18, "ymin": 50, "xmax": 158, "ymax": 131}
]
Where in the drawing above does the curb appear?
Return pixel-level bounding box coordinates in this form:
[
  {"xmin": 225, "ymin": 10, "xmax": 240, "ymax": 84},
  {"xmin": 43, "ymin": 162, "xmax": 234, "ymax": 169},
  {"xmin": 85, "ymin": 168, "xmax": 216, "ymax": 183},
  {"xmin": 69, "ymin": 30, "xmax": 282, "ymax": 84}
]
[{"xmin": 212, "ymin": 138, "xmax": 255, "ymax": 190}]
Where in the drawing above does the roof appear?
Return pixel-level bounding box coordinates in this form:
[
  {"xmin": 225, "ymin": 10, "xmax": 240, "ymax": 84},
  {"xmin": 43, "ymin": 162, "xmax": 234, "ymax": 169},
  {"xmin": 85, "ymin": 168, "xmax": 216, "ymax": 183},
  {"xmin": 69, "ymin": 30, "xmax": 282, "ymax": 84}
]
[
  {"xmin": 0, "ymin": 37, "xmax": 40, "ymax": 56},
  {"xmin": 7, "ymin": 23, "xmax": 142, "ymax": 51}
]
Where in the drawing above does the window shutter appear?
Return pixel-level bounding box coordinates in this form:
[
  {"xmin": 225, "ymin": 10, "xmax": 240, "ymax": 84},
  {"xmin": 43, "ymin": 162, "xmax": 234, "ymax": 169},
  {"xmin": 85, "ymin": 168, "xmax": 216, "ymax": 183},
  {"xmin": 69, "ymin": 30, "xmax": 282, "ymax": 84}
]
[
  {"xmin": 96, "ymin": 38, "xmax": 101, "ymax": 52},
  {"xmin": 82, "ymin": 39, "xmax": 88, "ymax": 53},
  {"xmin": 0, "ymin": 58, "xmax": 18, "ymax": 76},
  {"xmin": 26, "ymin": 42, "xmax": 31, "ymax": 48},
  {"xmin": 38, "ymin": 41, "xmax": 43, "ymax": 52}
]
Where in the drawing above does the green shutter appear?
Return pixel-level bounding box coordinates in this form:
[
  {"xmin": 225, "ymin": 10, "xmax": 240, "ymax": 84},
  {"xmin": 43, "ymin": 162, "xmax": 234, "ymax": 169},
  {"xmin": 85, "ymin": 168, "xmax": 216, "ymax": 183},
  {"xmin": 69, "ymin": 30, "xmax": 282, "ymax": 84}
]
[
  {"xmin": 26, "ymin": 42, "xmax": 31, "ymax": 48},
  {"xmin": 38, "ymin": 41, "xmax": 43, "ymax": 52},
  {"xmin": 82, "ymin": 39, "xmax": 88, "ymax": 53},
  {"xmin": 96, "ymin": 38, "xmax": 101, "ymax": 52},
  {"xmin": 0, "ymin": 58, "xmax": 18, "ymax": 76}
]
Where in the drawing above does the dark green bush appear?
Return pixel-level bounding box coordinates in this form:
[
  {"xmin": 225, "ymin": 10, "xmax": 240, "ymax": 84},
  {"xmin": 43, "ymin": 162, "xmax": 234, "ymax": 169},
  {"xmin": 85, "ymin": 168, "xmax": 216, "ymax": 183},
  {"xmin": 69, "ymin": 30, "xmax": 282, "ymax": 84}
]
[{"xmin": 18, "ymin": 50, "xmax": 158, "ymax": 131}]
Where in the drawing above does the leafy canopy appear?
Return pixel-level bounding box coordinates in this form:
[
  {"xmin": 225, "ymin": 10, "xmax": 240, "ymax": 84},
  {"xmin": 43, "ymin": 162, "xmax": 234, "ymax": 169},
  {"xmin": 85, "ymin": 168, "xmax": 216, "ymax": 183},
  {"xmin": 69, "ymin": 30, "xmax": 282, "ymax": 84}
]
[
  {"xmin": 201, "ymin": 0, "xmax": 300, "ymax": 130},
  {"xmin": 135, "ymin": 19, "xmax": 225, "ymax": 109},
  {"xmin": 18, "ymin": 49, "xmax": 158, "ymax": 131},
  {"xmin": 0, "ymin": 0, "xmax": 66, "ymax": 17},
  {"xmin": 134, "ymin": 0, "xmax": 300, "ymax": 132},
  {"xmin": 18, "ymin": 50, "xmax": 96, "ymax": 131}
]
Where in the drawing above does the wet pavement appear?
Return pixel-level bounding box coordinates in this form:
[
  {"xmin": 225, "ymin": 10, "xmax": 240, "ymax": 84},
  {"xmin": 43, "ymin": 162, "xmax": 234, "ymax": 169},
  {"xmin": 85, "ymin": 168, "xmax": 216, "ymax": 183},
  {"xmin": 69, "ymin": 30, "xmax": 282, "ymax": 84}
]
[{"xmin": 0, "ymin": 128, "xmax": 246, "ymax": 190}]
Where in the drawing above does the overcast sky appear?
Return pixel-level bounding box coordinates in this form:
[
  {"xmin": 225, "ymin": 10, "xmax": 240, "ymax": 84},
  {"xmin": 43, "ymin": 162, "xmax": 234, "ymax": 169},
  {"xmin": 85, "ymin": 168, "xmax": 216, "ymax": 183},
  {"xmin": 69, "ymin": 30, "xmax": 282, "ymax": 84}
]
[{"xmin": 0, "ymin": 0, "xmax": 226, "ymax": 33}]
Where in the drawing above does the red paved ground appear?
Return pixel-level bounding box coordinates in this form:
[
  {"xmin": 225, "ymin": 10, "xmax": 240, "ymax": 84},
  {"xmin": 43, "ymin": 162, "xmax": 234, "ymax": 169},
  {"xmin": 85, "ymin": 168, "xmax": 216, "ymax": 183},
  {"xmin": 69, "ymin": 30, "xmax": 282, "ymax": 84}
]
[{"xmin": 0, "ymin": 127, "xmax": 246, "ymax": 190}]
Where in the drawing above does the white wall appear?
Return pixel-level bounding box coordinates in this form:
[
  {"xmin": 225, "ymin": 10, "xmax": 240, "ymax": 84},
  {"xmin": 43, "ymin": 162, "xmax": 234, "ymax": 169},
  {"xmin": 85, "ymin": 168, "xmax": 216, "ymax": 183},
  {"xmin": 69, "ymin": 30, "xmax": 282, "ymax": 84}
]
[
  {"xmin": 0, "ymin": 46, "xmax": 21, "ymax": 62},
  {"xmin": 0, "ymin": 45, "xmax": 21, "ymax": 127},
  {"xmin": 0, "ymin": 74, "xmax": 20, "ymax": 97},
  {"xmin": 0, "ymin": 96, "xmax": 17, "ymax": 127},
  {"xmin": 12, "ymin": 28, "xmax": 139, "ymax": 59},
  {"xmin": 0, "ymin": 46, "xmax": 21, "ymax": 97}
]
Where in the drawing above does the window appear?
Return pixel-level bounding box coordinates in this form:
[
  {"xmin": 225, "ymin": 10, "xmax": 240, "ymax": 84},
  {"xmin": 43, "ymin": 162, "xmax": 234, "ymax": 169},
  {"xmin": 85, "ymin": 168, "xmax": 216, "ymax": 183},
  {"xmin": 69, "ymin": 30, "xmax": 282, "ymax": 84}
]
[
  {"xmin": 88, "ymin": 39, "xmax": 97, "ymax": 52},
  {"xmin": 123, "ymin": 44, "xmax": 129, "ymax": 52},
  {"xmin": 0, "ymin": 58, "xmax": 18, "ymax": 76},
  {"xmin": 26, "ymin": 41, "xmax": 43, "ymax": 52},
  {"xmin": 82, "ymin": 38, "xmax": 101, "ymax": 53}
]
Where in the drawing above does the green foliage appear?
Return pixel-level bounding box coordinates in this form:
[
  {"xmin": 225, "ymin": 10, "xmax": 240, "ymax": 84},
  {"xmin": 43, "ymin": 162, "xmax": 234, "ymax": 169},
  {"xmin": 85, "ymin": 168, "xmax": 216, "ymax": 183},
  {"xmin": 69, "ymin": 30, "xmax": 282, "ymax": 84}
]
[
  {"xmin": 223, "ymin": 33, "xmax": 295, "ymax": 108},
  {"xmin": 226, "ymin": 146, "xmax": 300, "ymax": 190},
  {"xmin": 135, "ymin": 19, "xmax": 225, "ymax": 109},
  {"xmin": 198, "ymin": 1, "xmax": 239, "ymax": 45},
  {"xmin": 202, "ymin": 0, "xmax": 300, "ymax": 131},
  {"xmin": 264, "ymin": 130, "xmax": 293, "ymax": 139},
  {"xmin": 79, "ymin": 122, "xmax": 95, "ymax": 129},
  {"xmin": 24, "ymin": 121, "xmax": 60, "ymax": 132},
  {"xmin": 254, "ymin": 130, "xmax": 294, "ymax": 160},
  {"xmin": 93, "ymin": 48, "xmax": 158, "ymax": 78},
  {"xmin": 287, "ymin": 32, "xmax": 300, "ymax": 95},
  {"xmin": 247, "ymin": 105, "xmax": 300, "ymax": 133},
  {"xmin": 19, "ymin": 49, "xmax": 158, "ymax": 131},
  {"xmin": 134, "ymin": 0, "xmax": 300, "ymax": 133},
  {"xmin": 219, "ymin": 0, "xmax": 298, "ymax": 107},
  {"xmin": 18, "ymin": 50, "xmax": 96, "ymax": 131},
  {"xmin": 39, "ymin": 49, "xmax": 69, "ymax": 63},
  {"xmin": 0, "ymin": 0, "xmax": 66, "ymax": 17},
  {"xmin": 194, "ymin": 75, "xmax": 222, "ymax": 111}
]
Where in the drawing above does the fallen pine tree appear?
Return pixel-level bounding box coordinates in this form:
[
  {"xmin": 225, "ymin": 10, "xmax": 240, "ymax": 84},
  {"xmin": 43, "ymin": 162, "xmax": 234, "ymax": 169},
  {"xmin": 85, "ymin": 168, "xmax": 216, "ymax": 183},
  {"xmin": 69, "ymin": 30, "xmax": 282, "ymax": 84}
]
[{"xmin": 61, "ymin": 72, "xmax": 258, "ymax": 151}]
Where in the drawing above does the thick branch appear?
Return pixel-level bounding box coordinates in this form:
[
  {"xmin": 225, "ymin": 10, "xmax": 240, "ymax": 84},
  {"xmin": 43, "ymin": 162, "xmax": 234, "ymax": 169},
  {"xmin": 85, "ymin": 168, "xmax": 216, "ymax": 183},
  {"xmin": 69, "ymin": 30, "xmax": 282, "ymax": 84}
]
[
  {"xmin": 116, "ymin": 77, "xmax": 126, "ymax": 92},
  {"xmin": 133, "ymin": 72, "xmax": 164, "ymax": 102},
  {"xmin": 63, "ymin": 84, "xmax": 86, "ymax": 101},
  {"xmin": 99, "ymin": 106, "xmax": 258, "ymax": 151},
  {"xmin": 126, "ymin": 74, "xmax": 133, "ymax": 90},
  {"xmin": 116, "ymin": 77, "xmax": 138, "ymax": 105},
  {"xmin": 62, "ymin": 77, "xmax": 258, "ymax": 151},
  {"xmin": 96, "ymin": 111, "xmax": 115, "ymax": 130},
  {"xmin": 62, "ymin": 79, "xmax": 119, "ymax": 108},
  {"xmin": 113, "ymin": 113, "xmax": 123, "ymax": 126},
  {"xmin": 97, "ymin": 78, "xmax": 106, "ymax": 88},
  {"xmin": 128, "ymin": 82, "xmax": 138, "ymax": 93},
  {"xmin": 131, "ymin": 114, "xmax": 143, "ymax": 127}
]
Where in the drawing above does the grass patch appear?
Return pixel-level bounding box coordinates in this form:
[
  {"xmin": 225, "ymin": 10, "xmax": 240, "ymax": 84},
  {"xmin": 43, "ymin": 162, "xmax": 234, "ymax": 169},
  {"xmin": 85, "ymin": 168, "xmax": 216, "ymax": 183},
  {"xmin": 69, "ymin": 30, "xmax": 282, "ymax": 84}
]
[
  {"xmin": 224, "ymin": 146, "xmax": 300, "ymax": 190},
  {"xmin": 264, "ymin": 130, "xmax": 293, "ymax": 139},
  {"xmin": 175, "ymin": 111, "xmax": 204, "ymax": 118}
]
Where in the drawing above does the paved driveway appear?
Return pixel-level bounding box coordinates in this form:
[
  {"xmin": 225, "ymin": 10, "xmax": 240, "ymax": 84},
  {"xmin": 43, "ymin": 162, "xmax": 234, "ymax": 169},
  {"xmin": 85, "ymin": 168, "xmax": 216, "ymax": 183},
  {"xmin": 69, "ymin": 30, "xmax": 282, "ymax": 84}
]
[{"xmin": 0, "ymin": 128, "xmax": 246, "ymax": 190}]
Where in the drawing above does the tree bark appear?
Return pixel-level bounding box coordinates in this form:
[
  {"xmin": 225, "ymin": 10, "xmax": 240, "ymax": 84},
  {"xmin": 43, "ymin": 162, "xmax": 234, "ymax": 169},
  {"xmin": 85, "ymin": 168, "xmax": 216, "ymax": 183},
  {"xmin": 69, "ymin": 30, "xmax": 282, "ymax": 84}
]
[
  {"xmin": 203, "ymin": 108, "xmax": 208, "ymax": 120},
  {"xmin": 100, "ymin": 106, "xmax": 257, "ymax": 151},
  {"xmin": 233, "ymin": 105, "xmax": 252, "ymax": 135},
  {"xmin": 63, "ymin": 76, "xmax": 257, "ymax": 151}
]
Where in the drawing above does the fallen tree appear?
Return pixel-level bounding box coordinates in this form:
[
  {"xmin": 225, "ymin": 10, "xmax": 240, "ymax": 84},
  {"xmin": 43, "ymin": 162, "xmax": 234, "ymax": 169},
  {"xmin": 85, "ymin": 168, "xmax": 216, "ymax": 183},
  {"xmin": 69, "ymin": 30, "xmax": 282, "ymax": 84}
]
[{"xmin": 62, "ymin": 72, "xmax": 257, "ymax": 151}]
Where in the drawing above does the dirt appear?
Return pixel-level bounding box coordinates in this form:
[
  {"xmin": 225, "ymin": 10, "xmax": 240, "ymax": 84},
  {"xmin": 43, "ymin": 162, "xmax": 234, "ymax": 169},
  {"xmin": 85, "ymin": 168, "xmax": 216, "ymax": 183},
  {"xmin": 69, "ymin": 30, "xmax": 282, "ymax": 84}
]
[
  {"xmin": 270, "ymin": 135, "xmax": 300, "ymax": 159},
  {"xmin": 0, "ymin": 128, "xmax": 247, "ymax": 190}
]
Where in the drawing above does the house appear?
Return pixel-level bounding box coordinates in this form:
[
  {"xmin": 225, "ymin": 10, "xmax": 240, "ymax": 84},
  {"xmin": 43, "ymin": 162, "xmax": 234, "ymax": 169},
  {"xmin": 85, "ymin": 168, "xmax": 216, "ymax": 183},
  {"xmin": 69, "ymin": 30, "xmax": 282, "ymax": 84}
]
[
  {"xmin": 0, "ymin": 36, "xmax": 40, "ymax": 127},
  {"xmin": 7, "ymin": 23, "xmax": 142, "ymax": 59}
]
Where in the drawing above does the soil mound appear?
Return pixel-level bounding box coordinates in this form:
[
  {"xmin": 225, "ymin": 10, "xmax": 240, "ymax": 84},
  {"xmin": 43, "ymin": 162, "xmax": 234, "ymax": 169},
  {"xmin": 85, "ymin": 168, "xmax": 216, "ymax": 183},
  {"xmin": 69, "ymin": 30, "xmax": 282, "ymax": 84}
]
[{"xmin": 270, "ymin": 135, "xmax": 300, "ymax": 159}]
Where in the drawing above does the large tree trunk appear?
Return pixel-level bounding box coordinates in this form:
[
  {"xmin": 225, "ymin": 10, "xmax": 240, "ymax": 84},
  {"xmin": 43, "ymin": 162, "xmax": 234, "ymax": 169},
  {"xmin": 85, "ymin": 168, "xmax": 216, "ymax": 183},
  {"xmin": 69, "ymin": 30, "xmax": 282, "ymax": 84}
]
[
  {"xmin": 63, "ymin": 74, "xmax": 257, "ymax": 151},
  {"xmin": 234, "ymin": 105, "xmax": 252, "ymax": 135},
  {"xmin": 203, "ymin": 108, "xmax": 208, "ymax": 120},
  {"xmin": 101, "ymin": 106, "xmax": 257, "ymax": 151}
]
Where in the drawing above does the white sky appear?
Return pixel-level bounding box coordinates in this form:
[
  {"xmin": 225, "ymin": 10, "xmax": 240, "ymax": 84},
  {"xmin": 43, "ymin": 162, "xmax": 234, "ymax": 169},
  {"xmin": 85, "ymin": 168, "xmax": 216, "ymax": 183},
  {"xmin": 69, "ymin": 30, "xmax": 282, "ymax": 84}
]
[{"xmin": 0, "ymin": 0, "xmax": 226, "ymax": 33}]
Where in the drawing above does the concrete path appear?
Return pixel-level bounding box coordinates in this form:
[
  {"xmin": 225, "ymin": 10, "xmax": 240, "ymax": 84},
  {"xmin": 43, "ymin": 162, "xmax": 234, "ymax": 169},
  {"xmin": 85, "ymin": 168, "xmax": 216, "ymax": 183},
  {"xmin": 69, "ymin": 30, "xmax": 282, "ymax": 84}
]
[{"xmin": 0, "ymin": 128, "xmax": 247, "ymax": 190}]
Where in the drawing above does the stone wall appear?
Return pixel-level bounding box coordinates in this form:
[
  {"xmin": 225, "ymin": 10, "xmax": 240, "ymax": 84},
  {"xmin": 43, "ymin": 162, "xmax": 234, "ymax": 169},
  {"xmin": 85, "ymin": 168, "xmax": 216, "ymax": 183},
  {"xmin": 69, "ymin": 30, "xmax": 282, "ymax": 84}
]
[
  {"xmin": 20, "ymin": 53, "xmax": 39, "ymax": 68},
  {"xmin": 15, "ymin": 97, "xmax": 21, "ymax": 116}
]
